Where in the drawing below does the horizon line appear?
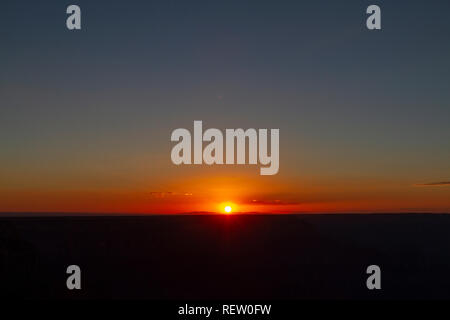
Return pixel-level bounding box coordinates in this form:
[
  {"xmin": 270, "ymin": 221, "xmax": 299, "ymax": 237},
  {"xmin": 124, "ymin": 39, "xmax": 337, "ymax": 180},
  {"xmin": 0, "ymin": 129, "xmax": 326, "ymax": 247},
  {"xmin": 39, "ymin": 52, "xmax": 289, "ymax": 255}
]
[{"xmin": 1, "ymin": 211, "xmax": 450, "ymax": 217}]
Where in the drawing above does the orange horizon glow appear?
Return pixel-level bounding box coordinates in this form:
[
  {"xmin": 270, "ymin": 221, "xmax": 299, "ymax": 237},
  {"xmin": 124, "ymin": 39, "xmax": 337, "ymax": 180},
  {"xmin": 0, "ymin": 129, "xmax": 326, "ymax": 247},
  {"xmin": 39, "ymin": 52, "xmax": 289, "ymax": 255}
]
[
  {"xmin": 1, "ymin": 182, "xmax": 450, "ymax": 214},
  {"xmin": 1, "ymin": 154, "xmax": 450, "ymax": 215}
]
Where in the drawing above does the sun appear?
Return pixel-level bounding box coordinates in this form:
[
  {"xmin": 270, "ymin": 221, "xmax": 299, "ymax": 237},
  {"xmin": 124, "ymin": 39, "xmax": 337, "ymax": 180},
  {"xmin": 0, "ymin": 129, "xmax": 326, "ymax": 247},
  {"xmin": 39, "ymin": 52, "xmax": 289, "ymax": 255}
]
[{"xmin": 224, "ymin": 205, "xmax": 232, "ymax": 213}]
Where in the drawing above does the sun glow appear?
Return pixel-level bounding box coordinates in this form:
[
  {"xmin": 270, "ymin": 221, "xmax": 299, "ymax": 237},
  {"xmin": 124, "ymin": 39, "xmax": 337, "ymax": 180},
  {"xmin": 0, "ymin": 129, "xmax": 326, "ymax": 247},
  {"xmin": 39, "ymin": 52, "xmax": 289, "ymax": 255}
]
[{"xmin": 224, "ymin": 205, "xmax": 232, "ymax": 213}]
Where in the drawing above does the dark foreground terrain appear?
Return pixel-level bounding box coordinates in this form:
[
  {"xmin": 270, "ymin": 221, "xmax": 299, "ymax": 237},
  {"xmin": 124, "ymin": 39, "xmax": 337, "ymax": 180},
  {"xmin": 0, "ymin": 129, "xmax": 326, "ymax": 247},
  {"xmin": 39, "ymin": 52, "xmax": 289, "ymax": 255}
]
[{"xmin": 1, "ymin": 214, "xmax": 450, "ymax": 299}]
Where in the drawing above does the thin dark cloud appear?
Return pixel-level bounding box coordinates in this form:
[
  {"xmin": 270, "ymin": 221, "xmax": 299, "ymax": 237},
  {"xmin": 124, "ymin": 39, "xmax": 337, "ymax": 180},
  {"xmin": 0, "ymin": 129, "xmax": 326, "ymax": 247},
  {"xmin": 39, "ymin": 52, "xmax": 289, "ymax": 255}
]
[{"xmin": 414, "ymin": 181, "xmax": 450, "ymax": 187}]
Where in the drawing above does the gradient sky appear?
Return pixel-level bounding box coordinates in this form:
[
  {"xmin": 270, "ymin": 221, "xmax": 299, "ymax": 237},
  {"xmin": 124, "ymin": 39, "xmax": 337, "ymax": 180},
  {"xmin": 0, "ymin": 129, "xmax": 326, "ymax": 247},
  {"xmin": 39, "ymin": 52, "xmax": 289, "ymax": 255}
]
[{"xmin": 1, "ymin": 0, "xmax": 450, "ymax": 213}]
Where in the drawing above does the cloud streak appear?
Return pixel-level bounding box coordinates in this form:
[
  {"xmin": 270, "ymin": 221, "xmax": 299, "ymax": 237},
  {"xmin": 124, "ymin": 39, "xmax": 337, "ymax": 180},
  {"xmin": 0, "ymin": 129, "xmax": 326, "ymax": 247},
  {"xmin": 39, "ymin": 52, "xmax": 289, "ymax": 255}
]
[
  {"xmin": 241, "ymin": 199, "xmax": 301, "ymax": 206},
  {"xmin": 414, "ymin": 181, "xmax": 450, "ymax": 187},
  {"xmin": 149, "ymin": 192, "xmax": 192, "ymax": 198}
]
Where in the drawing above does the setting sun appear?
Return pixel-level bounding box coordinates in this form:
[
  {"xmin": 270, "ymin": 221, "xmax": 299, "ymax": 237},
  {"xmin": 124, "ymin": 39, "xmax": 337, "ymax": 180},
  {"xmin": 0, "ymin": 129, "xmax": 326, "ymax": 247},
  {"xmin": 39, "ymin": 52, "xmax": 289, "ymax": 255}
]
[{"xmin": 224, "ymin": 205, "xmax": 232, "ymax": 213}]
